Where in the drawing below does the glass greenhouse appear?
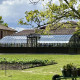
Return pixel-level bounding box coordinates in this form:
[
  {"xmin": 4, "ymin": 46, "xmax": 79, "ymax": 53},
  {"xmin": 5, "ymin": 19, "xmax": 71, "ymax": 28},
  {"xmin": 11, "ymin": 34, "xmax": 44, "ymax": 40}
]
[{"xmin": 0, "ymin": 35, "xmax": 73, "ymax": 47}]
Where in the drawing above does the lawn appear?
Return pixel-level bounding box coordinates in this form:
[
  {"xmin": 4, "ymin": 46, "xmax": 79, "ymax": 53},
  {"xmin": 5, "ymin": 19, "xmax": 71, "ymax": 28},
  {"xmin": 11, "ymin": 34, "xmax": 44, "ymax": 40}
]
[{"xmin": 0, "ymin": 54, "xmax": 80, "ymax": 80}]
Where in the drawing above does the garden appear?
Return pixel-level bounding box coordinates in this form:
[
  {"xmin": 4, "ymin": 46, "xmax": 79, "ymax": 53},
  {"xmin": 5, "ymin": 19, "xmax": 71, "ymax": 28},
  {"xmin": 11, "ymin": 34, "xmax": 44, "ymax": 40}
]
[
  {"xmin": 0, "ymin": 57, "xmax": 56, "ymax": 70},
  {"xmin": 0, "ymin": 54, "xmax": 80, "ymax": 80}
]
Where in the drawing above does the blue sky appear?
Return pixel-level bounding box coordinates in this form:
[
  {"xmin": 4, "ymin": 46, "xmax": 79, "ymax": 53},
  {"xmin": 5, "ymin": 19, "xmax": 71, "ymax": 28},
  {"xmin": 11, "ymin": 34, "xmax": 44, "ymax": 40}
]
[{"xmin": 0, "ymin": 0, "xmax": 59, "ymax": 31}]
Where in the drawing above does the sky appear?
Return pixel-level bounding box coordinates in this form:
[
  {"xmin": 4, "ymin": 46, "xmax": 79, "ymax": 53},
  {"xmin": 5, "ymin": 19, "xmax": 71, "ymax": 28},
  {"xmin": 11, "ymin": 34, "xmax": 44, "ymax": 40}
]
[
  {"xmin": 0, "ymin": 0, "xmax": 59, "ymax": 32},
  {"xmin": 0, "ymin": 0, "xmax": 79, "ymax": 32}
]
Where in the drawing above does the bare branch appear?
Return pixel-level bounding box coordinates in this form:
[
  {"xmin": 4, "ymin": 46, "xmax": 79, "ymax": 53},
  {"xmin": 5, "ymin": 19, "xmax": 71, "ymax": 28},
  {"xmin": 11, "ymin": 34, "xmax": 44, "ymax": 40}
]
[
  {"xmin": 29, "ymin": 0, "xmax": 40, "ymax": 5},
  {"xmin": 64, "ymin": 0, "xmax": 80, "ymax": 18}
]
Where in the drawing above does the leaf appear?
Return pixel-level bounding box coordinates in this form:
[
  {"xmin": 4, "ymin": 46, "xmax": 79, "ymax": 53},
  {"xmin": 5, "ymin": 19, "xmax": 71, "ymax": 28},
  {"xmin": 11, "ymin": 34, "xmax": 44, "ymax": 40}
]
[
  {"xmin": 3, "ymin": 23, "xmax": 8, "ymax": 27},
  {"xmin": 59, "ymin": 0, "xmax": 63, "ymax": 4},
  {"xmin": 0, "ymin": 16, "xmax": 2, "ymax": 20}
]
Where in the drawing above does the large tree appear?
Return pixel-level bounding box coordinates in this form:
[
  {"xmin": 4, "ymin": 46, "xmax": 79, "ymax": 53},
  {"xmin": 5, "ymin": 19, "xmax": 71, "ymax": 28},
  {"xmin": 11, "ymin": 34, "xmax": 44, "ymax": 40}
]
[{"xmin": 19, "ymin": 0, "xmax": 80, "ymax": 33}]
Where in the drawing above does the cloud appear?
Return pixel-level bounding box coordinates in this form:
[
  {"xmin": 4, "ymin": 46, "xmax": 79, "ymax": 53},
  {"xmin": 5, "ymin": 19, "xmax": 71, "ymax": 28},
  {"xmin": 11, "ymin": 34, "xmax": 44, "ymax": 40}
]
[
  {"xmin": 0, "ymin": 0, "xmax": 44, "ymax": 29},
  {"xmin": 0, "ymin": 0, "xmax": 6, "ymax": 4},
  {"xmin": 0, "ymin": 0, "xmax": 57, "ymax": 18},
  {"xmin": 0, "ymin": 0, "xmax": 44, "ymax": 20},
  {"xmin": 0, "ymin": 0, "xmax": 59, "ymax": 31},
  {"xmin": 0, "ymin": 0, "xmax": 28, "ymax": 17},
  {"xmin": 13, "ymin": 25, "xmax": 34, "ymax": 32},
  {"xmin": 14, "ymin": 27, "xmax": 25, "ymax": 32},
  {"xmin": 40, "ymin": 0, "xmax": 59, "ymax": 6}
]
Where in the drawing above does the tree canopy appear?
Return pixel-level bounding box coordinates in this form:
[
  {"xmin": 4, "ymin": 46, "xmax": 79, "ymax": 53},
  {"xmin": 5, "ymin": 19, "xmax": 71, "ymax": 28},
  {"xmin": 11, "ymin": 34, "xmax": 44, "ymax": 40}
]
[{"xmin": 19, "ymin": 0, "xmax": 80, "ymax": 34}]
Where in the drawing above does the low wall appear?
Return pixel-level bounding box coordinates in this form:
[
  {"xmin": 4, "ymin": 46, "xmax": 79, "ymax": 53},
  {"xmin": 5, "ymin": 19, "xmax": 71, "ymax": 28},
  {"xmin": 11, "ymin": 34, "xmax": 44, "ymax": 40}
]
[{"xmin": 0, "ymin": 47, "xmax": 79, "ymax": 54}]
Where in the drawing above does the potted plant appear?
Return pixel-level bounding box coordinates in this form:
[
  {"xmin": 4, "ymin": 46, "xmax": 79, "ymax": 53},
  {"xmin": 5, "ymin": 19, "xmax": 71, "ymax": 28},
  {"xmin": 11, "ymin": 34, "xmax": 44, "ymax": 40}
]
[{"xmin": 62, "ymin": 63, "xmax": 76, "ymax": 77}]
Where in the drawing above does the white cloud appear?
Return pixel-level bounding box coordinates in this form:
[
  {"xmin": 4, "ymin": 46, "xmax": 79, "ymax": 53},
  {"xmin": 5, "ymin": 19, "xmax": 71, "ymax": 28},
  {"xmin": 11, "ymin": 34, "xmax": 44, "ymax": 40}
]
[
  {"xmin": 41, "ymin": 0, "xmax": 59, "ymax": 5},
  {"xmin": 2, "ymin": 0, "xmax": 29, "ymax": 5},
  {"xmin": 0, "ymin": 0, "xmax": 59, "ymax": 30},
  {"xmin": 2, "ymin": 0, "xmax": 15, "ymax": 5},
  {"xmin": 0, "ymin": 0, "xmax": 58, "ymax": 18},
  {"xmin": 0, "ymin": 0, "xmax": 44, "ymax": 20},
  {"xmin": 0, "ymin": 0, "xmax": 29, "ymax": 17},
  {"xmin": 14, "ymin": 27, "xmax": 25, "ymax": 32}
]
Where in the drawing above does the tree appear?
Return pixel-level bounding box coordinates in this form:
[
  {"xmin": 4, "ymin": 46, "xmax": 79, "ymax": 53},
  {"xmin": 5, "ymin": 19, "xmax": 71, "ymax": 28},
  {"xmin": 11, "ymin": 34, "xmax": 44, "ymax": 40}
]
[
  {"xmin": 19, "ymin": 10, "xmax": 46, "ymax": 27},
  {"xmin": 46, "ymin": 0, "xmax": 80, "ymax": 22},
  {"xmin": 0, "ymin": 16, "xmax": 3, "ymax": 24},
  {"xmin": 0, "ymin": 16, "xmax": 8, "ymax": 27},
  {"xmin": 3, "ymin": 23, "xmax": 8, "ymax": 27},
  {"xmin": 19, "ymin": 0, "xmax": 80, "ymax": 33}
]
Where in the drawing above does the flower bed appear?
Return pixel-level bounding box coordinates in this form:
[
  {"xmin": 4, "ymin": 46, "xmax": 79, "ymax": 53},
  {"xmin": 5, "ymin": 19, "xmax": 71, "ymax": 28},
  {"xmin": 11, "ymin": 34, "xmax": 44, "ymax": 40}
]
[{"xmin": 0, "ymin": 58, "xmax": 57, "ymax": 70}]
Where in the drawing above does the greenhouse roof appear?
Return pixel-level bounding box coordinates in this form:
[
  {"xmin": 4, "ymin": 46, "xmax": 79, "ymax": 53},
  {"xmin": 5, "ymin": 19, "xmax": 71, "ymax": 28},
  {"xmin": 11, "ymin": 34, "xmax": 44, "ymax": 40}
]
[
  {"xmin": 0, "ymin": 35, "xmax": 72, "ymax": 44},
  {"xmin": 38, "ymin": 35, "xmax": 72, "ymax": 43}
]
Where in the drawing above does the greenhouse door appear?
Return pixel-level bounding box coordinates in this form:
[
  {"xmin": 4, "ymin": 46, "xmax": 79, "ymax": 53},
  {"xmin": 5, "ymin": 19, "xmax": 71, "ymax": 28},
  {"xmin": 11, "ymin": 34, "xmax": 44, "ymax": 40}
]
[
  {"xmin": 27, "ymin": 34, "xmax": 40, "ymax": 47},
  {"xmin": 27, "ymin": 37, "xmax": 37, "ymax": 47}
]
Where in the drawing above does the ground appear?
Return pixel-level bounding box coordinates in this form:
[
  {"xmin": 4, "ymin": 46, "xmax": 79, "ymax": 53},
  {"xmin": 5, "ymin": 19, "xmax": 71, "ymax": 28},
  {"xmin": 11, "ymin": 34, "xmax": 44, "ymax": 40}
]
[{"xmin": 0, "ymin": 54, "xmax": 80, "ymax": 80}]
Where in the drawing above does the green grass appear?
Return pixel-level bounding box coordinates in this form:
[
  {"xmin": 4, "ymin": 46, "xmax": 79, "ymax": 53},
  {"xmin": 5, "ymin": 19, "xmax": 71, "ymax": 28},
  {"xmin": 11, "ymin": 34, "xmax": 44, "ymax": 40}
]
[{"xmin": 0, "ymin": 54, "xmax": 80, "ymax": 80}]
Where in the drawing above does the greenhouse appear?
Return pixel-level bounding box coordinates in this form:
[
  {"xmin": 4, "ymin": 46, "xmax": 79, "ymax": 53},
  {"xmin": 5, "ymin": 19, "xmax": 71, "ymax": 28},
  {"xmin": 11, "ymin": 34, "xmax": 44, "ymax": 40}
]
[{"xmin": 0, "ymin": 35, "xmax": 73, "ymax": 47}]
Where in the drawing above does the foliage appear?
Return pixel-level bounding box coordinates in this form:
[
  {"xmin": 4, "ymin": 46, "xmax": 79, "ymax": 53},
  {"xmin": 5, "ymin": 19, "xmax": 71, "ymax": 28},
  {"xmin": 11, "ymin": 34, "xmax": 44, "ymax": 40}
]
[
  {"xmin": 0, "ymin": 16, "xmax": 8, "ymax": 27},
  {"xmin": 62, "ymin": 63, "xmax": 79, "ymax": 77},
  {"xmin": 0, "ymin": 16, "xmax": 3, "ymax": 24},
  {"xmin": 0, "ymin": 57, "xmax": 56, "ymax": 66},
  {"xmin": 63, "ymin": 63, "xmax": 76, "ymax": 70},
  {"xmin": 19, "ymin": 10, "xmax": 46, "ymax": 28},
  {"xmin": 19, "ymin": 0, "xmax": 80, "ymax": 34},
  {"xmin": 2, "ymin": 23, "xmax": 8, "ymax": 27}
]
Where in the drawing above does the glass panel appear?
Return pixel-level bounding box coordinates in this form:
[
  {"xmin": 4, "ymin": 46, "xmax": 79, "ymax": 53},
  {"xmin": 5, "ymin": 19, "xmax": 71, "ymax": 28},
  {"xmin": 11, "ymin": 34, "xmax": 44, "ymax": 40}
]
[
  {"xmin": 0, "ymin": 36, "xmax": 27, "ymax": 43},
  {"xmin": 0, "ymin": 35, "xmax": 72, "ymax": 44},
  {"xmin": 38, "ymin": 35, "xmax": 72, "ymax": 43}
]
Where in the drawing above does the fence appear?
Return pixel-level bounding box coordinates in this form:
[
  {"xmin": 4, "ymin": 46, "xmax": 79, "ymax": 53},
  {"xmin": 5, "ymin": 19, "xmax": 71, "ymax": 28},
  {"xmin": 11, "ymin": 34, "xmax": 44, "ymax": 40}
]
[{"xmin": 0, "ymin": 43, "xmax": 79, "ymax": 47}]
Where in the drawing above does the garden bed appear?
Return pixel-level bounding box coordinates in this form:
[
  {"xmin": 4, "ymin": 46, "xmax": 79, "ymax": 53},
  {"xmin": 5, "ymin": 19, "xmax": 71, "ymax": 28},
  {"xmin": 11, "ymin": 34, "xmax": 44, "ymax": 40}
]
[{"xmin": 0, "ymin": 58, "xmax": 57, "ymax": 70}]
